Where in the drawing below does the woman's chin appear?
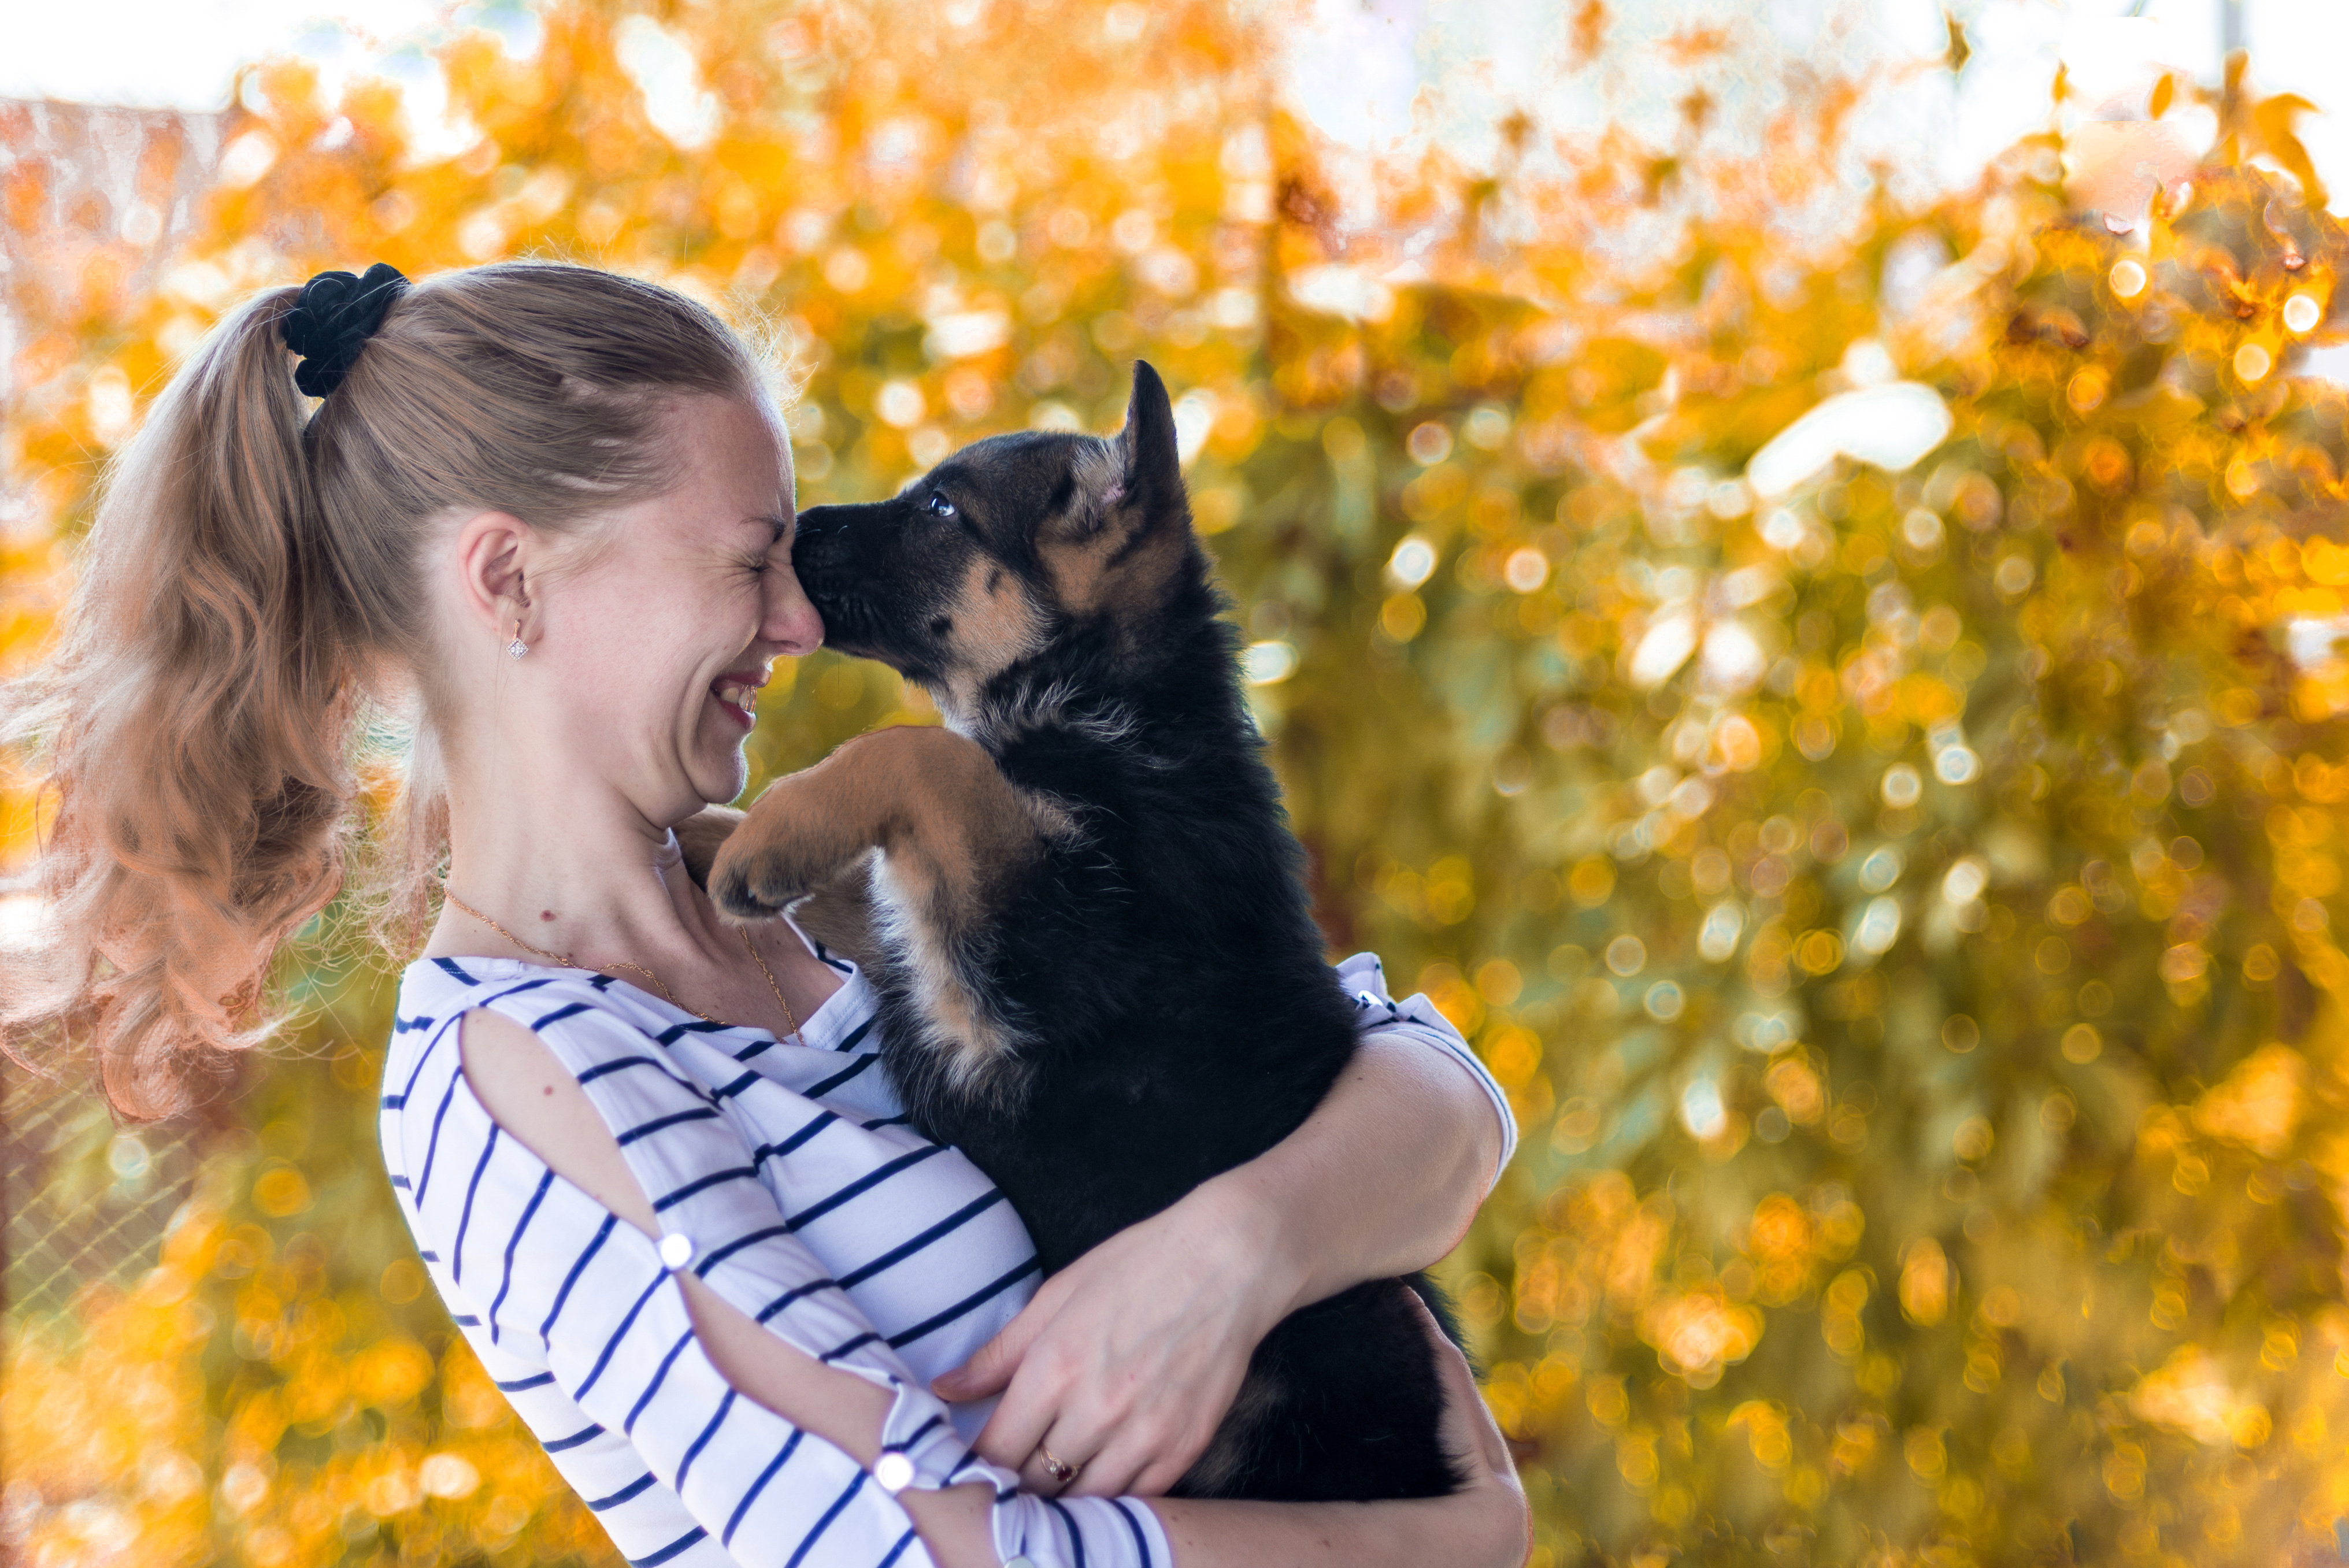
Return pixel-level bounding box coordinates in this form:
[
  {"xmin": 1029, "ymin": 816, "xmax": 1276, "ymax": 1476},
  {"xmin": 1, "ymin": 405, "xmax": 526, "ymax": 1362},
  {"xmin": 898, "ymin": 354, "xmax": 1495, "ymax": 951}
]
[{"xmin": 687, "ymin": 724, "xmax": 752, "ymax": 805}]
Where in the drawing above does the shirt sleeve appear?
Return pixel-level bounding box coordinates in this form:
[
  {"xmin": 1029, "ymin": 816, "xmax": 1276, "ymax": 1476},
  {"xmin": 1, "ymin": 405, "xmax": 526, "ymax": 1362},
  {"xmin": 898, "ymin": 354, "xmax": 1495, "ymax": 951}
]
[
  {"xmin": 404, "ymin": 993, "xmax": 1168, "ymax": 1568},
  {"xmin": 1336, "ymin": 951, "xmax": 1520, "ymax": 1183}
]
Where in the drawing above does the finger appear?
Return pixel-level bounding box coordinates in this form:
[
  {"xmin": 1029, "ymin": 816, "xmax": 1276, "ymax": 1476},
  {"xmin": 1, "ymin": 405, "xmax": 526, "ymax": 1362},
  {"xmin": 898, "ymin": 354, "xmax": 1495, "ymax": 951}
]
[
  {"xmin": 971, "ymin": 1386, "xmax": 1058, "ymax": 1472},
  {"xmin": 934, "ymin": 1302, "xmax": 1047, "ymax": 1402},
  {"xmin": 1130, "ymin": 1445, "xmax": 1207, "ymax": 1499},
  {"xmin": 1408, "ymin": 1292, "xmax": 1513, "ymax": 1479},
  {"xmin": 1100, "ymin": 1417, "xmax": 1216, "ymax": 1499},
  {"xmin": 1017, "ymin": 1426, "xmax": 1102, "ymax": 1498},
  {"xmin": 1062, "ymin": 1434, "xmax": 1150, "ymax": 1499}
]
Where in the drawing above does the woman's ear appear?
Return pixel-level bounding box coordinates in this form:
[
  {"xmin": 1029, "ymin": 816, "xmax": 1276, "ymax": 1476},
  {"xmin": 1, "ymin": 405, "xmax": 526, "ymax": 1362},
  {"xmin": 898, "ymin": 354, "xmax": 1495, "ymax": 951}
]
[{"xmin": 454, "ymin": 511, "xmax": 540, "ymax": 644}]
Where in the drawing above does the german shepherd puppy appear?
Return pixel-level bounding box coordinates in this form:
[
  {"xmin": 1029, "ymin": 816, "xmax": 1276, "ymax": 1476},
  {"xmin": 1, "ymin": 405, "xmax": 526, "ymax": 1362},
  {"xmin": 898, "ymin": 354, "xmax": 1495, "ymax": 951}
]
[{"xmin": 698, "ymin": 362, "xmax": 1459, "ymax": 1502}]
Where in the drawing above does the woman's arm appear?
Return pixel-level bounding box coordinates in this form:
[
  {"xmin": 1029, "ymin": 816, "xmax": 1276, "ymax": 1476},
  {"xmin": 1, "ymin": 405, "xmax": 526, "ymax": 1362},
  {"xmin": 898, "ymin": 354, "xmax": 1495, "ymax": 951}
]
[
  {"xmin": 938, "ymin": 1021, "xmax": 1510, "ymax": 1497},
  {"xmin": 460, "ymin": 1008, "xmax": 1525, "ymax": 1568}
]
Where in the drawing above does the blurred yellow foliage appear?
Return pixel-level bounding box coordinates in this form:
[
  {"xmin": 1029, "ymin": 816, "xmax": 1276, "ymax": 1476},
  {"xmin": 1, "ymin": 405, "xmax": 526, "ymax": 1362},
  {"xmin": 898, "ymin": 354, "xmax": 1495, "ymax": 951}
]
[{"xmin": 8, "ymin": 1, "xmax": 2349, "ymax": 1565}]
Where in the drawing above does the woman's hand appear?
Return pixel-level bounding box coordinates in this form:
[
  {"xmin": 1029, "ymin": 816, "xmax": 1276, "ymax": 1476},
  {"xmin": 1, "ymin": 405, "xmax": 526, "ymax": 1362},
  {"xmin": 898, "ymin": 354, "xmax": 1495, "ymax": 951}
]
[
  {"xmin": 1416, "ymin": 1292, "xmax": 1531, "ymax": 1567},
  {"xmin": 932, "ymin": 1177, "xmax": 1293, "ymax": 1497},
  {"xmin": 1140, "ymin": 1292, "xmax": 1530, "ymax": 1568}
]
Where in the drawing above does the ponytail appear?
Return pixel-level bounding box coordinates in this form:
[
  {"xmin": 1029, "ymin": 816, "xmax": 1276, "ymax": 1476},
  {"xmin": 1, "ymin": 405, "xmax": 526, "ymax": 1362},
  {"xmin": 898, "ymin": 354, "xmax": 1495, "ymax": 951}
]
[
  {"xmin": 2, "ymin": 261, "xmax": 768, "ymax": 1118},
  {"xmin": 3, "ymin": 288, "xmax": 354, "ymax": 1117}
]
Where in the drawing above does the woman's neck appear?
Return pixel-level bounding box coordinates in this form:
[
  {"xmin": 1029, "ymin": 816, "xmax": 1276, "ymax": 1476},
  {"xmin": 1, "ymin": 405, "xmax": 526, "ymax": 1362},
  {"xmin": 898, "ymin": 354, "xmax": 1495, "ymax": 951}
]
[{"xmin": 423, "ymin": 758, "xmax": 838, "ymax": 1031}]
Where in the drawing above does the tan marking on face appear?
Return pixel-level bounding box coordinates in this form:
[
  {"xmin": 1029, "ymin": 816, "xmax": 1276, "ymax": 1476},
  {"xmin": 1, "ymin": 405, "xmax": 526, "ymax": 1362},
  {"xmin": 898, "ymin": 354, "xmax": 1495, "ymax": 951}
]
[
  {"xmin": 938, "ymin": 553, "xmax": 1046, "ymax": 709},
  {"xmin": 1036, "ymin": 442, "xmax": 1130, "ymax": 614},
  {"xmin": 1039, "ymin": 529, "xmax": 1118, "ymax": 615}
]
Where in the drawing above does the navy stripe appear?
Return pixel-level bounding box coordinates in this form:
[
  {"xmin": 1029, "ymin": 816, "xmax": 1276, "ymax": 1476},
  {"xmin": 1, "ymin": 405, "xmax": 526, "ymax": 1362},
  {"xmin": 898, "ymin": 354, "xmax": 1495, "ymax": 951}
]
[
  {"xmin": 820, "ymin": 1330, "xmax": 880, "ymax": 1362},
  {"xmin": 412, "ymin": 1074, "xmax": 460, "ymax": 1200},
  {"xmin": 860, "ymin": 1113, "xmax": 913, "ymax": 1130},
  {"xmin": 655, "ymin": 1019, "xmax": 738, "ymax": 1046},
  {"xmin": 755, "ymin": 1277, "xmax": 839, "ymax": 1325},
  {"xmin": 1047, "ymin": 1497, "xmax": 1088, "ymax": 1568},
  {"xmin": 543, "ymin": 1215, "xmax": 617, "ymax": 1338},
  {"xmin": 476, "ymin": 976, "xmax": 562, "ymax": 1009},
  {"xmin": 418, "ymin": 1251, "xmax": 440, "ymax": 1263},
  {"xmin": 451, "ymin": 1314, "xmax": 480, "ymax": 1326},
  {"xmin": 623, "ymin": 1330, "xmax": 696, "ymax": 1434},
  {"xmin": 831, "ymin": 1016, "xmax": 876, "ymax": 1054},
  {"xmin": 838, "ymin": 1190, "xmax": 1005, "ymax": 1288},
  {"xmin": 677, "ymin": 1389, "xmax": 736, "ymax": 1491},
  {"xmin": 783, "ymin": 1471, "xmax": 868, "ymax": 1568},
  {"xmin": 651, "ymin": 1165, "xmax": 760, "ymax": 1212},
  {"xmin": 494, "ymin": 1371, "xmax": 555, "ymax": 1392},
  {"xmin": 694, "ymin": 1224, "xmax": 793, "ymax": 1277},
  {"xmin": 380, "ymin": 1093, "xmax": 407, "ymax": 1109},
  {"xmin": 887, "ymin": 1254, "xmax": 1042, "ymax": 1348},
  {"xmin": 723, "ymin": 1430, "xmax": 804, "ymax": 1546},
  {"xmin": 712, "ymin": 1069, "xmax": 761, "ymax": 1100},
  {"xmin": 392, "ymin": 1013, "xmax": 435, "ymax": 1033},
  {"xmin": 450, "ymin": 1125, "xmax": 500, "ymax": 1284},
  {"xmin": 488, "ymin": 1170, "xmax": 554, "ymax": 1345},
  {"xmin": 629, "ymin": 1526, "xmax": 707, "ymax": 1567},
  {"xmin": 532, "ymin": 1000, "xmax": 595, "ymax": 1030},
  {"xmin": 1112, "ymin": 1499, "xmax": 1155, "ymax": 1566},
  {"xmin": 543, "ymin": 1422, "xmax": 605, "ymax": 1453},
  {"xmin": 784, "ymin": 1144, "xmax": 946, "ymax": 1233},
  {"xmin": 588, "ymin": 1472, "xmax": 657, "ymax": 1511},
  {"xmin": 577, "ymin": 1055, "xmax": 677, "ymax": 1086},
  {"xmin": 805, "ymin": 1052, "xmax": 879, "ymax": 1097},
  {"xmin": 617, "ymin": 1107, "xmax": 722, "ymax": 1146},
  {"xmin": 894, "ymin": 1414, "xmax": 946, "ymax": 1450},
  {"xmin": 397, "ymin": 1029, "xmax": 441, "ymax": 1104},
  {"xmin": 877, "ymin": 1529, "xmax": 918, "ymax": 1568},
  {"xmin": 812, "ymin": 939, "xmax": 853, "ymax": 974},
  {"xmin": 750, "ymin": 1110, "xmax": 838, "ymax": 1166},
  {"xmin": 575, "ymin": 1274, "xmax": 667, "ymax": 1399},
  {"xmin": 433, "ymin": 956, "xmax": 480, "ymax": 984},
  {"xmin": 387, "ymin": 1174, "xmax": 410, "ymax": 1189}
]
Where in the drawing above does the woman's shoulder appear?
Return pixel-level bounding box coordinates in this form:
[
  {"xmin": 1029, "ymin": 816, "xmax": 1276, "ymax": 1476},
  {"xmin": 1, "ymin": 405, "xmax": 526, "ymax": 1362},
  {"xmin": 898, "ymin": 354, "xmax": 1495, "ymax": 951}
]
[
  {"xmin": 394, "ymin": 954, "xmax": 647, "ymax": 1039},
  {"xmin": 391, "ymin": 950, "xmax": 880, "ymax": 1065}
]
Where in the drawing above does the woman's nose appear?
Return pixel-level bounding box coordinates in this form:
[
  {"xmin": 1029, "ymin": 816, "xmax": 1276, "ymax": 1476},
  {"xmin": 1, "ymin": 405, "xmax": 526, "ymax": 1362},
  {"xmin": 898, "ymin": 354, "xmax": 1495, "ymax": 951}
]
[{"xmin": 764, "ymin": 566, "xmax": 824, "ymax": 655}]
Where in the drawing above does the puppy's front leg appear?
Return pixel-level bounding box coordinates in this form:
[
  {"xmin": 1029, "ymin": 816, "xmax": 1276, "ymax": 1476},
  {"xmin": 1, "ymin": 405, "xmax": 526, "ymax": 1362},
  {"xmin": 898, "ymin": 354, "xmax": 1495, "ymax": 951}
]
[
  {"xmin": 672, "ymin": 805, "xmax": 744, "ymax": 890},
  {"xmin": 709, "ymin": 726, "xmax": 1041, "ymax": 934}
]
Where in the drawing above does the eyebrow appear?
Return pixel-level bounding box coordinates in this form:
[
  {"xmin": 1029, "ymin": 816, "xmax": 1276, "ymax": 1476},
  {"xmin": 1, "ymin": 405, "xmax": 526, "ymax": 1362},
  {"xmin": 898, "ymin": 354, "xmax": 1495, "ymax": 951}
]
[{"xmin": 748, "ymin": 513, "xmax": 791, "ymax": 542}]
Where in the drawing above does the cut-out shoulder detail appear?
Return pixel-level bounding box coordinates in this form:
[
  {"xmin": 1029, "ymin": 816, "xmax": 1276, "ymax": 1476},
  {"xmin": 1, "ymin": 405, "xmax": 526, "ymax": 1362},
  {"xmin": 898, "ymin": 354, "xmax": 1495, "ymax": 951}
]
[{"xmin": 461, "ymin": 1006, "xmax": 662, "ymax": 1235}]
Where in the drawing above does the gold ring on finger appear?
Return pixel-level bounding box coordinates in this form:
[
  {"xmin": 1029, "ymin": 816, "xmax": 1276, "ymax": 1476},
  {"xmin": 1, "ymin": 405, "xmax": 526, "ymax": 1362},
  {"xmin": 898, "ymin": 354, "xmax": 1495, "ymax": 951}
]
[{"xmin": 1036, "ymin": 1445, "xmax": 1081, "ymax": 1485}]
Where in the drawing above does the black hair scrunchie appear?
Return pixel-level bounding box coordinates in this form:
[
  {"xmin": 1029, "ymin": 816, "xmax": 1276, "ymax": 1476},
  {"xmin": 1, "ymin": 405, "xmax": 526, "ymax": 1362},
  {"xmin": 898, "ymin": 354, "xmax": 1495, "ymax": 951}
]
[{"xmin": 281, "ymin": 262, "xmax": 410, "ymax": 398}]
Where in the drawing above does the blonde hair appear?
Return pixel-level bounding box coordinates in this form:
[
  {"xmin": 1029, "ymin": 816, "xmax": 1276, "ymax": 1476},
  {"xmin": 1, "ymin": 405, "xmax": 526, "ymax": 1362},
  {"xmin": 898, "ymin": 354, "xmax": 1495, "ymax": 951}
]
[{"xmin": 2, "ymin": 262, "xmax": 767, "ymax": 1118}]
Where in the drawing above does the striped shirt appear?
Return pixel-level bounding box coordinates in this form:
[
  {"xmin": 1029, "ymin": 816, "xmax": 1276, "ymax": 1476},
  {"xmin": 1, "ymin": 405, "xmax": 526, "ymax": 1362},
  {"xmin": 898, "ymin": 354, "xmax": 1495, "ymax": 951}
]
[{"xmin": 380, "ymin": 945, "xmax": 1514, "ymax": 1568}]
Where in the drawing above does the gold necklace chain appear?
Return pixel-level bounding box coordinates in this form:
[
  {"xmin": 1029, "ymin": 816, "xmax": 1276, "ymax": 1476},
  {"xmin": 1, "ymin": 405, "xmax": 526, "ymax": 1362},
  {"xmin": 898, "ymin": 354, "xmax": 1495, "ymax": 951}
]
[{"xmin": 439, "ymin": 883, "xmax": 802, "ymax": 1043}]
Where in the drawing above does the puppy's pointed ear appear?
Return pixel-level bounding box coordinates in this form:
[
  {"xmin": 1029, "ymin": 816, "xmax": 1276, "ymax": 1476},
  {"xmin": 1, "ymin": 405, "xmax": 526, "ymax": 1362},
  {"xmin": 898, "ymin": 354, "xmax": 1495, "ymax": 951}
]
[{"xmin": 1114, "ymin": 361, "xmax": 1189, "ymax": 532}]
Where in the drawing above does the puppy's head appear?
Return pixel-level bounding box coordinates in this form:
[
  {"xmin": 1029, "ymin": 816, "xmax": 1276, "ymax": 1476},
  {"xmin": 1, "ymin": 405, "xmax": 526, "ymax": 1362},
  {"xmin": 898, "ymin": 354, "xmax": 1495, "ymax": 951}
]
[{"xmin": 792, "ymin": 361, "xmax": 1195, "ymax": 713}]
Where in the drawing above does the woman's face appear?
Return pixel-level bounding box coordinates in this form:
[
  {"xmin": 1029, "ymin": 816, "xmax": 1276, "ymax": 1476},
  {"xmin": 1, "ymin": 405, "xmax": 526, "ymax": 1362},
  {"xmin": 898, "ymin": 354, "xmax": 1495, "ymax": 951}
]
[{"xmin": 521, "ymin": 395, "xmax": 822, "ymax": 825}]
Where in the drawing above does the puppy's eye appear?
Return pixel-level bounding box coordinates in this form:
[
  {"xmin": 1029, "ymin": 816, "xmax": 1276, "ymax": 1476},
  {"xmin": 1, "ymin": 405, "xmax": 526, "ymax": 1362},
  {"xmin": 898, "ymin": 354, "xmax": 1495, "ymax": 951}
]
[{"xmin": 927, "ymin": 493, "xmax": 957, "ymax": 518}]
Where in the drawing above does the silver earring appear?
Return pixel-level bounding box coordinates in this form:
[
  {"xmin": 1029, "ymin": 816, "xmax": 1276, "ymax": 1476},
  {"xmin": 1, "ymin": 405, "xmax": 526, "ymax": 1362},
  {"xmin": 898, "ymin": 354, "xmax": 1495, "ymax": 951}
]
[{"xmin": 507, "ymin": 620, "xmax": 528, "ymax": 659}]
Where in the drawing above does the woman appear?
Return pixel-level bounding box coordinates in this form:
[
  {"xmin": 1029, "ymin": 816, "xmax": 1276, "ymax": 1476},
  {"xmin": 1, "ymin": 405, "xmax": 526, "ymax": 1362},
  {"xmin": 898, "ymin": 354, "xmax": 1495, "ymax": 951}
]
[{"xmin": 5, "ymin": 260, "xmax": 1530, "ymax": 1567}]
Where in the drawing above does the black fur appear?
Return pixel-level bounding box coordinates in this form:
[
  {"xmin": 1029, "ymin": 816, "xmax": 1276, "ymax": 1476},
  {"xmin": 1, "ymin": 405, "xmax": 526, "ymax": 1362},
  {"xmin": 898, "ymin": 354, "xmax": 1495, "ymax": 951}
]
[{"xmin": 778, "ymin": 364, "xmax": 1461, "ymax": 1502}]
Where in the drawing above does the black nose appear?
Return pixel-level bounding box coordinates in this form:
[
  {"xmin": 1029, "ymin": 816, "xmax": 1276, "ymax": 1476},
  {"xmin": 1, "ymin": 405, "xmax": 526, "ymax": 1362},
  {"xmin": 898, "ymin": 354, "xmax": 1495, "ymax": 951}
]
[{"xmin": 792, "ymin": 505, "xmax": 854, "ymax": 576}]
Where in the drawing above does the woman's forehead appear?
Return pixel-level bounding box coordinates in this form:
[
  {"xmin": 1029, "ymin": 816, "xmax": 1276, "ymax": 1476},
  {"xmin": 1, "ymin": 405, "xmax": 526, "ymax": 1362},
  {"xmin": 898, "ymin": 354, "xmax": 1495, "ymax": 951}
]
[{"xmin": 664, "ymin": 398, "xmax": 793, "ymax": 517}]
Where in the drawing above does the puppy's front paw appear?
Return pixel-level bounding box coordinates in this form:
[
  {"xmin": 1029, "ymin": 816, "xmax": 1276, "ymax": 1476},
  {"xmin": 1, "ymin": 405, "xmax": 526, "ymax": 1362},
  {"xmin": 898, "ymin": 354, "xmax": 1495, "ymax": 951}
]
[{"xmin": 708, "ymin": 804, "xmax": 862, "ymax": 921}]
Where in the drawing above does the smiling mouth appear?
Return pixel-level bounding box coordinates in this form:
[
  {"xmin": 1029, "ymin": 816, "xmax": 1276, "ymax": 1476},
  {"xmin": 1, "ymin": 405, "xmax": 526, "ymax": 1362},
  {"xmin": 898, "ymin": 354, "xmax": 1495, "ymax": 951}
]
[{"xmin": 712, "ymin": 671, "xmax": 768, "ymax": 729}]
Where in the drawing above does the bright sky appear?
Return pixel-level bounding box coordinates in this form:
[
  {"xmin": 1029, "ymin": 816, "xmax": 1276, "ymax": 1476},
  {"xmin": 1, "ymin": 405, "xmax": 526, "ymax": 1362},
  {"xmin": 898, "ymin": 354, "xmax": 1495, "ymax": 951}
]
[{"xmin": 7, "ymin": 0, "xmax": 2349, "ymax": 207}]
